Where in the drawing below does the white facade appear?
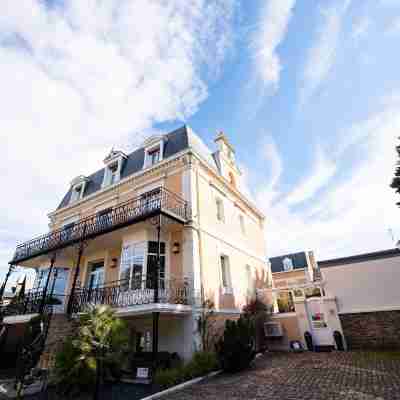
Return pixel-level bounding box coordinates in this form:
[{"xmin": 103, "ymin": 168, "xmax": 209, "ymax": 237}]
[{"xmin": 320, "ymin": 251, "xmax": 400, "ymax": 314}]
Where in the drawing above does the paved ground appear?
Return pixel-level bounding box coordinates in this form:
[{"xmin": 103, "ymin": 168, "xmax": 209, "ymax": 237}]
[{"xmin": 161, "ymin": 351, "xmax": 400, "ymax": 400}]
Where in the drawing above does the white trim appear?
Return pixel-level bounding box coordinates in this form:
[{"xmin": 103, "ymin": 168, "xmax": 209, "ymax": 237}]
[
  {"xmin": 271, "ymin": 312, "xmax": 297, "ymax": 319},
  {"xmin": 3, "ymin": 313, "xmax": 39, "ymax": 324},
  {"xmin": 214, "ymin": 308, "xmax": 241, "ymax": 315},
  {"xmin": 141, "ymin": 371, "xmax": 222, "ymax": 400},
  {"xmin": 338, "ymin": 305, "xmax": 400, "ymax": 314},
  {"xmin": 115, "ymin": 303, "xmax": 192, "ymax": 317}
]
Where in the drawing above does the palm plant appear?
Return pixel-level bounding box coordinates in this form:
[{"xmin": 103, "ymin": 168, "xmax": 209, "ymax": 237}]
[{"xmin": 55, "ymin": 305, "xmax": 129, "ymax": 399}]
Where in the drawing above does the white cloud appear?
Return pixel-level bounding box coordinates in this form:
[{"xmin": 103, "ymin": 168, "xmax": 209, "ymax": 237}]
[
  {"xmin": 351, "ymin": 16, "xmax": 371, "ymax": 41},
  {"xmin": 251, "ymin": 0, "xmax": 296, "ymax": 89},
  {"xmin": 386, "ymin": 17, "xmax": 400, "ymax": 35},
  {"xmin": 0, "ymin": 0, "xmax": 236, "ymax": 284},
  {"xmin": 255, "ymin": 136, "xmax": 283, "ymax": 206},
  {"xmin": 256, "ymin": 97, "xmax": 399, "ymax": 260},
  {"xmin": 300, "ymin": 0, "xmax": 351, "ymax": 105},
  {"xmin": 285, "ymin": 147, "xmax": 337, "ymax": 206}
]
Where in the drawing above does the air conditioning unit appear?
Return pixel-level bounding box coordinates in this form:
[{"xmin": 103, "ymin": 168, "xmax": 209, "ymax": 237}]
[{"xmin": 264, "ymin": 322, "xmax": 283, "ymax": 338}]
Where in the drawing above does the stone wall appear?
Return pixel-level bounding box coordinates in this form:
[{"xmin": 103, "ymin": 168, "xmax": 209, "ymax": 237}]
[{"xmin": 339, "ymin": 310, "xmax": 400, "ymax": 350}]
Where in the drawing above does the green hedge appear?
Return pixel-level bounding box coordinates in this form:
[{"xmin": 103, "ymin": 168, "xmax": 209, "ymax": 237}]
[{"xmin": 154, "ymin": 351, "xmax": 218, "ymax": 389}]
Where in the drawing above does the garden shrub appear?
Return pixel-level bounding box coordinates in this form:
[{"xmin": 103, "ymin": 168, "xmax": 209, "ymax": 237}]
[
  {"xmin": 155, "ymin": 351, "xmax": 219, "ymax": 389},
  {"xmin": 215, "ymin": 316, "xmax": 255, "ymax": 372},
  {"xmin": 54, "ymin": 337, "xmax": 96, "ymax": 394},
  {"xmin": 54, "ymin": 305, "xmax": 129, "ymax": 395},
  {"xmin": 184, "ymin": 351, "xmax": 218, "ymax": 379},
  {"xmin": 154, "ymin": 367, "xmax": 185, "ymax": 389}
]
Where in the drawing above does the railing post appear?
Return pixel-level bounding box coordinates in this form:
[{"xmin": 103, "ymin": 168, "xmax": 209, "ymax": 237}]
[
  {"xmin": 39, "ymin": 254, "xmax": 56, "ymax": 314},
  {"xmin": 67, "ymin": 242, "xmax": 85, "ymax": 315}
]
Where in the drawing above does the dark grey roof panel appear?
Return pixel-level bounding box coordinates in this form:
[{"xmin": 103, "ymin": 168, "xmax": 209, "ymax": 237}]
[
  {"xmin": 318, "ymin": 248, "xmax": 400, "ymax": 268},
  {"xmin": 56, "ymin": 126, "xmax": 192, "ymax": 210},
  {"xmin": 269, "ymin": 252, "xmax": 308, "ymax": 273}
]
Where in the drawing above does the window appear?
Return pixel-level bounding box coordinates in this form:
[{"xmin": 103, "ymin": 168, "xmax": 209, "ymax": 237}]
[
  {"xmin": 239, "ymin": 214, "xmax": 245, "ymax": 235},
  {"xmin": 120, "ymin": 242, "xmax": 146, "ymax": 290},
  {"xmin": 246, "ymin": 265, "xmax": 254, "ymax": 294},
  {"xmin": 70, "ymin": 184, "xmax": 83, "ymax": 203},
  {"xmin": 109, "ymin": 162, "xmax": 119, "ymax": 185},
  {"xmin": 87, "ymin": 261, "xmax": 105, "ymax": 289},
  {"xmin": 146, "ymin": 241, "xmax": 166, "ymax": 288},
  {"xmin": 277, "ymin": 291, "xmax": 295, "ymax": 313},
  {"xmin": 283, "ymin": 257, "xmax": 294, "ymax": 271},
  {"xmin": 220, "ymin": 255, "xmax": 232, "ymax": 290},
  {"xmin": 148, "ymin": 148, "xmax": 160, "ymax": 166},
  {"xmin": 216, "ymin": 198, "xmax": 224, "ymax": 222}
]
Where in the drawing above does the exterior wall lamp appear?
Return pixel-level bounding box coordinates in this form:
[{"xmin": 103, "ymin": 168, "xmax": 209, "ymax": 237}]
[
  {"xmin": 172, "ymin": 242, "xmax": 180, "ymax": 254},
  {"xmin": 110, "ymin": 258, "xmax": 118, "ymax": 268}
]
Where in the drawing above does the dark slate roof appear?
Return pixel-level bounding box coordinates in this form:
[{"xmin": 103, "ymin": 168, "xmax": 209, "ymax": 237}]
[
  {"xmin": 318, "ymin": 248, "xmax": 400, "ymax": 268},
  {"xmin": 57, "ymin": 126, "xmax": 194, "ymax": 210},
  {"xmin": 269, "ymin": 252, "xmax": 308, "ymax": 273}
]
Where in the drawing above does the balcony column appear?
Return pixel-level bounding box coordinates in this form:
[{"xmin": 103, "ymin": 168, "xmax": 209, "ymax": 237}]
[
  {"xmin": 0, "ymin": 263, "xmax": 15, "ymax": 303},
  {"xmin": 66, "ymin": 243, "xmax": 85, "ymax": 315},
  {"xmin": 39, "ymin": 254, "xmax": 56, "ymax": 314},
  {"xmin": 151, "ymin": 215, "xmax": 161, "ymax": 364}
]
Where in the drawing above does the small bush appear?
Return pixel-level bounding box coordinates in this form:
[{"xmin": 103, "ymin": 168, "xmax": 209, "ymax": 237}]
[
  {"xmin": 215, "ymin": 317, "xmax": 255, "ymax": 373},
  {"xmin": 154, "ymin": 367, "xmax": 185, "ymax": 389},
  {"xmin": 184, "ymin": 351, "xmax": 218, "ymax": 379},
  {"xmin": 155, "ymin": 351, "xmax": 218, "ymax": 389}
]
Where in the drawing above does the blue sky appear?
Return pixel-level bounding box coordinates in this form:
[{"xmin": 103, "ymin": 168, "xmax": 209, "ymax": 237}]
[{"xmin": 1, "ymin": 0, "xmax": 400, "ymax": 287}]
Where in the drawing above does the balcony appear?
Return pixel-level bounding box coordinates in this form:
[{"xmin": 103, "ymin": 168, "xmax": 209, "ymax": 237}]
[
  {"xmin": 71, "ymin": 277, "xmax": 193, "ymax": 315},
  {"xmin": 11, "ymin": 187, "xmax": 190, "ymax": 264}
]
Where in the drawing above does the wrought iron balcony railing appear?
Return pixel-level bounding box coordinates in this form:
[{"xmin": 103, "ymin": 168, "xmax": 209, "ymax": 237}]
[
  {"xmin": 11, "ymin": 187, "xmax": 190, "ymax": 263},
  {"xmin": 71, "ymin": 277, "xmax": 193, "ymax": 314},
  {"xmin": 1, "ymin": 290, "xmax": 46, "ymax": 318}
]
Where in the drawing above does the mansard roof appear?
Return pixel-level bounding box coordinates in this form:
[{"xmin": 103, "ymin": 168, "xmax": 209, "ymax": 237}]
[
  {"xmin": 57, "ymin": 125, "xmax": 217, "ymax": 210},
  {"xmin": 269, "ymin": 252, "xmax": 308, "ymax": 273}
]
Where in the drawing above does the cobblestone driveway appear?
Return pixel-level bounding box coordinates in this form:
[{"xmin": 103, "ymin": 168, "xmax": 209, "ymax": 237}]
[{"xmin": 162, "ymin": 352, "xmax": 400, "ymax": 400}]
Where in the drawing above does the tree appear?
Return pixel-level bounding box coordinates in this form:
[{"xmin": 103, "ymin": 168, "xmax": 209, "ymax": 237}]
[
  {"xmin": 215, "ymin": 317, "xmax": 255, "ymax": 373},
  {"xmin": 196, "ymin": 298, "xmax": 217, "ymax": 352},
  {"xmin": 391, "ymin": 139, "xmax": 400, "ymax": 206},
  {"xmin": 243, "ymin": 297, "xmax": 271, "ymax": 352}
]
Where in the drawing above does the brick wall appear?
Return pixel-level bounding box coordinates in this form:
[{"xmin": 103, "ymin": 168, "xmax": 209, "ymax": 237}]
[{"xmin": 339, "ymin": 310, "xmax": 400, "ymax": 350}]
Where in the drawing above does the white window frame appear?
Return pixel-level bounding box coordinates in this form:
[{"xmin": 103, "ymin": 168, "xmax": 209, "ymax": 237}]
[
  {"xmin": 69, "ymin": 176, "xmax": 89, "ymax": 204},
  {"xmin": 220, "ymin": 255, "xmax": 232, "ymax": 294},
  {"xmin": 102, "ymin": 155, "xmax": 125, "ymax": 188},
  {"xmin": 143, "ymin": 140, "xmax": 164, "ymax": 169},
  {"xmin": 283, "ymin": 257, "xmax": 294, "ymax": 271}
]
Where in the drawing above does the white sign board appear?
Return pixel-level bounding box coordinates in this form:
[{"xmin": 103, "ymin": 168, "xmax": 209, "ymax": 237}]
[{"xmin": 136, "ymin": 368, "xmax": 149, "ymax": 379}]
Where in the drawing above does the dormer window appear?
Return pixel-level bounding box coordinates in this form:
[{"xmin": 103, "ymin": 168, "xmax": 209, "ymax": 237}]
[
  {"xmin": 102, "ymin": 149, "xmax": 127, "ymax": 188},
  {"xmin": 143, "ymin": 136, "xmax": 164, "ymax": 169},
  {"xmin": 283, "ymin": 257, "xmax": 294, "ymax": 271},
  {"xmin": 69, "ymin": 176, "xmax": 89, "ymax": 204},
  {"xmin": 109, "ymin": 162, "xmax": 119, "ymax": 185},
  {"xmin": 149, "ymin": 147, "xmax": 160, "ymax": 166},
  {"xmin": 70, "ymin": 184, "xmax": 83, "ymax": 203}
]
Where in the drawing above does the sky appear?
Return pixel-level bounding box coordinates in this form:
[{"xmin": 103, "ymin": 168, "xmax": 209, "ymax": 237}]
[{"xmin": 1, "ymin": 0, "xmax": 400, "ymax": 288}]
